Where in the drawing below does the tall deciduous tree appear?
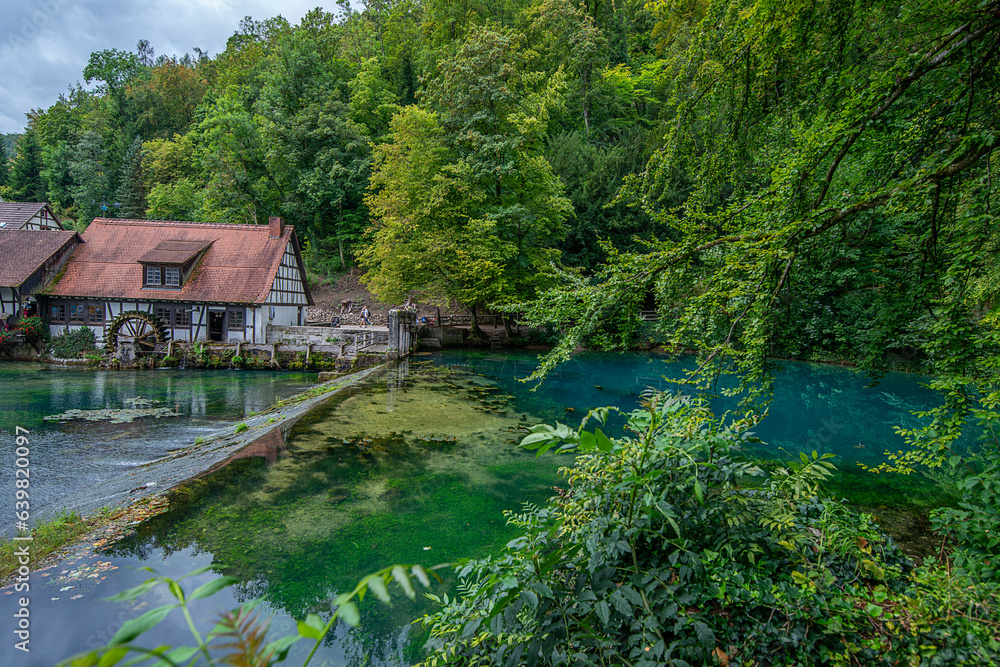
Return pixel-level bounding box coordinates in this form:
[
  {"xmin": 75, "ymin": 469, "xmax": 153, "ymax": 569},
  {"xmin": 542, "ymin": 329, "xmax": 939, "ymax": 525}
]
[
  {"xmin": 359, "ymin": 106, "xmax": 512, "ymax": 314},
  {"xmin": 256, "ymin": 29, "xmax": 371, "ymax": 269},
  {"xmin": 420, "ymin": 26, "xmax": 572, "ymax": 309},
  {"xmin": 362, "ymin": 28, "xmax": 572, "ymax": 328},
  {"xmin": 529, "ymin": 0, "xmax": 608, "ymax": 133}
]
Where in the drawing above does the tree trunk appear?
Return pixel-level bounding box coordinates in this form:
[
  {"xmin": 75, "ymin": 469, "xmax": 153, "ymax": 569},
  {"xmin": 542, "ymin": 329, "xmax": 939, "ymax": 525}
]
[{"xmin": 469, "ymin": 304, "xmax": 485, "ymax": 339}]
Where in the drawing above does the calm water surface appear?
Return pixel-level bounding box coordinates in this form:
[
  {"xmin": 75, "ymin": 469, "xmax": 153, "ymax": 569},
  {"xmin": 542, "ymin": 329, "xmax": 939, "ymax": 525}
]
[
  {"xmin": 0, "ymin": 364, "xmax": 319, "ymax": 524},
  {"xmin": 0, "ymin": 352, "xmax": 961, "ymax": 665}
]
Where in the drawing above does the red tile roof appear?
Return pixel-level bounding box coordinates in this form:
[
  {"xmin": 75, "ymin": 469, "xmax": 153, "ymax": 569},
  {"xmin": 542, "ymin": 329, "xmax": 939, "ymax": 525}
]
[
  {"xmin": 138, "ymin": 239, "xmax": 212, "ymax": 265},
  {"xmin": 48, "ymin": 219, "xmax": 313, "ymax": 305},
  {"xmin": 0, "ymin": 229, "xmax": 82, "ymax": 287}
]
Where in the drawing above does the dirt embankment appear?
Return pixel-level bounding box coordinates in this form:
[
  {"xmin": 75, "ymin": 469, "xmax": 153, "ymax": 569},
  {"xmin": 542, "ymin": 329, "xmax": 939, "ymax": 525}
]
[{"xmin": 307, "ymin": 273, "xmax": 474, "ymax": 325}]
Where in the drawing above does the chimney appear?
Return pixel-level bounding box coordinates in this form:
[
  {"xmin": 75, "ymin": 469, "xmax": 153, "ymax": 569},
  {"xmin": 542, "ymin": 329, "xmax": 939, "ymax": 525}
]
[{"xmin": 268, "ymin": 216, "xmax": 284, "ymax": 238}]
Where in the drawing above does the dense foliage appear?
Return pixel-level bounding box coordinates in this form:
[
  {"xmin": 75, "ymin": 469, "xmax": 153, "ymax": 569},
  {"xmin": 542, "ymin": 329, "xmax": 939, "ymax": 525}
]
[
  {"xmin": 49, "ymin": 326, "xmax": 98, "ymax": 359},
  {"xmin": 418, "ymin": 396, "xmax": 1000, "ymax": 666},
  {"xmin": 0, "ymin": 0, "xmax": 662, "ymax": 306}
]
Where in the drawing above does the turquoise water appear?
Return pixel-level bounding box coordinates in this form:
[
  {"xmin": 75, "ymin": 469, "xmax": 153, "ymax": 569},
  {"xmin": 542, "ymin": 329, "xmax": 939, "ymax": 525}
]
[
  {"xmin": 0, "ymin": 364, "xmax": 319, "ymax": 524},
  {"xmin": 430, "ymin": 351, "xmax": 954, "ymax": 466},
  {"xmin": 0, "ymin": 352, "xmax": 965, "ymax": 665}
]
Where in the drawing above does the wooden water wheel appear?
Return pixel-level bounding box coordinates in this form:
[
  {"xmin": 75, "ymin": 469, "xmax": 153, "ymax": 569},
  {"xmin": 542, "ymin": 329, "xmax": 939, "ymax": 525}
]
[{"xmin": 106, "ymin": 311, "xmax": 169, "ymax": 354}]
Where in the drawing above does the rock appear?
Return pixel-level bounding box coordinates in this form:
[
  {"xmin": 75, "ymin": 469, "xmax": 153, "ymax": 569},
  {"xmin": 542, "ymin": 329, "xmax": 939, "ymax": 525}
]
[{"xmin": 318, "ymin": 371, "xmax": 337, "ymax": 382}]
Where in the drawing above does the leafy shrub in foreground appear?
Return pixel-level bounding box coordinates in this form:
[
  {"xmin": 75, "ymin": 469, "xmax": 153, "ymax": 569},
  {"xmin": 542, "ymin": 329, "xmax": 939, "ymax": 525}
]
[{"xmin": 418, "ymin": 395, "xmax": 997, "ymax": 666}]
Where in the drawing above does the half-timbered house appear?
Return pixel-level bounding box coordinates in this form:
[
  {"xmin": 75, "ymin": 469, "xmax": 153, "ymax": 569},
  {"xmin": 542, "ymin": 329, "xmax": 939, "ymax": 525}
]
[
  {"xmin": 0, "ymin": 202, "xmax": 65, "ymax": 230},
  {"xmin": 43, "ymin": 217, "xmax": 312, "ymax": 344},
  {"xmin": 0, "ymin": 229, "xmax": 82, "ymax": 321}
]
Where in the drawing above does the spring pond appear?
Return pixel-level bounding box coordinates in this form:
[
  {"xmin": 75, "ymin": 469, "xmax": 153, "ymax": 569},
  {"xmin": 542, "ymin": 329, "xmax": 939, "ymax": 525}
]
[{"xmin": 0, "ymin": 352, "xmax": 963, "ymax": 665}]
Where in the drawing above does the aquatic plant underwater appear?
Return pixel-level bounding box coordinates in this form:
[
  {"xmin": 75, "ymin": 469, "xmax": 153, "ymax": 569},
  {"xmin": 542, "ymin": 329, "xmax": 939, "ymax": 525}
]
[{"xmin": 59, "ymin": 390, "xmax": 1000, "ymax": 666}]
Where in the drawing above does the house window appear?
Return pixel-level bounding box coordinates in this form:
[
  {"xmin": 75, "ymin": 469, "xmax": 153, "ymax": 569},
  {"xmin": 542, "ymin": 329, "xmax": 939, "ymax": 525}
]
[
  {"xmin": 88, "ymin": 304, "xmax": 104, "ymax": 325},
  {"xmin": 154, "ymin": 306, "xmax": 192, "ymax": 328},
  {"xmin": 227, "ymin": 308, "xmax": 244, "ymax": 330},
  {"xmin": 50, "ymin": 304, "xmax": 66, "ymax": 323},
  {"xmin": 143, "ymin": 265, "xmax": 184, "ymax": 288},
  {"xmin": 69, "ymin": 304, "xmax": 86, "ymax": 323}
]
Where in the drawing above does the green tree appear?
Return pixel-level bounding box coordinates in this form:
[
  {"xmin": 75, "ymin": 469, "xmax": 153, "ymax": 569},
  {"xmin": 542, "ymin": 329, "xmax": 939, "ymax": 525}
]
[
  {"xmin": 420, "ymin": 26, "xmax": 573, "ymax": 313},
  {"xmin": 69, "ymin": 131, "xmax": 111, "ymax": 224},
  {"xmin": 42, "ymin": 141, "xmax": 76, "ymax": 214},
  {"xmin": 255, "ymin": 29, "xmax": 371, "ymax": 269},
  {"xmin": 116, "ymin": 135, "xmax": 147, "ymax": 218},
  {"xmin": 349, "ymin": 57, "xmax": 399, "ymax": 142},
  {"xmin": 360, "ymin": 106, "xmax": 513, "ymax": 315},
  {"xmin": 146, "ymin": 178, "xmax": 204, "ymax": 221},
  {"xmin": 8, "ymin": 130, "xmax": 46, "ymax": 201},
  {"xmin": 0, "ymin": 140, "xmax": 8, "ymax": 189},
  {"xmin": 195, "ymin": 89, "xmax": 277, "ymax": 224},
  {"xmin": 529, "ymin": 0, "xmax": 608, "ymax": 133}
]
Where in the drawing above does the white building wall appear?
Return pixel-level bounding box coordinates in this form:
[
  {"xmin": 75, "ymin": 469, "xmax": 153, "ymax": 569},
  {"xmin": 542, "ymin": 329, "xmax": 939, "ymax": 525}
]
[
  {"xmin": 45, "ymin": 301, "xmax": 265, "ymax": 345},
  {"xmin": 1, "ymin": 287, "xmax": 19, "ymax": 317},
  {"xmin": 266, "ymin": 242, "xmax": 309, "ymax": 305},
  {"xmin": 20, "ymin": 211, "xmax": 61, "ymax": 231}
]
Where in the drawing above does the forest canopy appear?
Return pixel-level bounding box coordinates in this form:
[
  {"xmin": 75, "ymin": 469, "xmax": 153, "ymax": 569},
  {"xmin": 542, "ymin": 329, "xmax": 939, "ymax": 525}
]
[{"xmin": 0, "ymin": 0, "xmax": 997, "ymax": 389}]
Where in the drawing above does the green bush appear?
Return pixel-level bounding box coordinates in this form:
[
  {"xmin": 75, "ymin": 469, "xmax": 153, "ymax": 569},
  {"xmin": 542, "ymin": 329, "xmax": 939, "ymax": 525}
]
[
  {"xmin": 50, "ymin": 326, "xmax": 97, "ymax": 359},
  {"xmin": 418, "ymin": 396, "xmax": 998, "ymax": 666}
]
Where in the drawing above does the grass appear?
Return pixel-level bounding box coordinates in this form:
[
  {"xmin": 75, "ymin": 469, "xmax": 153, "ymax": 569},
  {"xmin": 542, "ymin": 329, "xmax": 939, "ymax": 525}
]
[
  {"xmin": 0, "ymin": 512, "xmax": 96, "ymax": 580},
  {"xmin": 234, "ymin": 422, "xmax": 249, "ymax": 434}
]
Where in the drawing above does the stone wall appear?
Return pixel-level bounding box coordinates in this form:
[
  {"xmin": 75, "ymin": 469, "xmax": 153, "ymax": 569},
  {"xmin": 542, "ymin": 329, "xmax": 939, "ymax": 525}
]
[
  {"xmin": 265, "ymin": 325, "xmax": 357, "ymax": 346},
  {"xmin": 387, "ymin": 309, "xmax": 418, "ymax": 357}
]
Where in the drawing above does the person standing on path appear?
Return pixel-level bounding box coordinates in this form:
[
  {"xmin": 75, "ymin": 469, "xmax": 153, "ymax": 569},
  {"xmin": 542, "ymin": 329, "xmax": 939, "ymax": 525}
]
[{"xmin": 360, "ymin": 305, "xmax": 371, "ymax": 327}]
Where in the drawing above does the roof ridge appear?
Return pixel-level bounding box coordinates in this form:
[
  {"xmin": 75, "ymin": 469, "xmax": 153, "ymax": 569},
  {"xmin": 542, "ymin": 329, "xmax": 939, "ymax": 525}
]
[{"xmin": 93, "ymin": 218, "xmax": 274, "ymax": 231}]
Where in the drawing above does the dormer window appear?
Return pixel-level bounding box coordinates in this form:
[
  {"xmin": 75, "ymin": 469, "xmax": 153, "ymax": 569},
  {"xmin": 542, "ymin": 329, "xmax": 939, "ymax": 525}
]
[
  {"xmin": 144, "ymin": 265, "xmax": 182, "ymax": 288},
  {"xmin": 139, "ymin": 239, "xmax": 212, "ymax": 290}
]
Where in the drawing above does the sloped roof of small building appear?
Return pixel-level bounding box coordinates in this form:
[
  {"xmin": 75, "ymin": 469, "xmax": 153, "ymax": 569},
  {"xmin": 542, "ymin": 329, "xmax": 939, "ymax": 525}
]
[
  {"xmin": 48, "ymin": 218, "xmax": 313, "ymax": 305},
  {"xmin": 137, "ymin": 239, "xmax": 213, "ymax": 265},
  {"xmin": 0, "ymin": 229, "xmax": 82, "ymax": 287},
  {"xmin": 0, "ymin": 202, "xmax": 61, "ymax": 229}
]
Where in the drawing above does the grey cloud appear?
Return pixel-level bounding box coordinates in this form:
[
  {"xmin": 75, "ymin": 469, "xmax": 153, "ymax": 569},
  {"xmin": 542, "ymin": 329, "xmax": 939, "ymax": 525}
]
[{"xmin": 0, "ymin": 0, "xmax": 322, "ymax": 134}]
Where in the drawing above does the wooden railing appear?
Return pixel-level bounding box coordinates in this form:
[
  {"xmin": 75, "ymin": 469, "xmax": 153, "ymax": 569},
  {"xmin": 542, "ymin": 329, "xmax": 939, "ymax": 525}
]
[{"xmin": 422, "ymin": 314, "xmax": 506, "ymax": 327}]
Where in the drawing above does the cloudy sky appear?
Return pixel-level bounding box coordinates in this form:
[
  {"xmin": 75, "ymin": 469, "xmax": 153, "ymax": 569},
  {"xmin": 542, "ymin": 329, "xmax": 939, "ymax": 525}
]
[{"xmin": 0, "ymin": 0, "xmax": 330, "ymax": 135}]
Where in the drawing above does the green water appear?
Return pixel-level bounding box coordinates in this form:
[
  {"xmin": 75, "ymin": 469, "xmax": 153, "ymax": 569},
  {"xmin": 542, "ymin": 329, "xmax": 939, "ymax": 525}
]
[
  {"xmin": 106, "ymin": 360, "xmax": 562, "ymax": 657},
  {"xmin": 0, "ymin": 352, "xmax": 971, "ymax": 665}
]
